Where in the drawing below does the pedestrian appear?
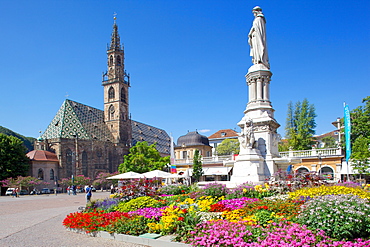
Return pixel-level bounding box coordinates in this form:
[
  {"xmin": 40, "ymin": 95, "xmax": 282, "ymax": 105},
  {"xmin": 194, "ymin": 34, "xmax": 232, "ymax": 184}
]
[
  {"xmin": 85, "ymin": 185, "xmax": 92, "ymax": 203},
  {"xmin": 72, "ymin": 185, "xmax": 77, "ymax": 195},
  {"xmin": 110, "ymin": 184, "xmax": 114, "ymax": 194},
  {"xmin": 67, "ymin": 186, "xmax": 70, "ymax": 195},
  {"xmin": 15, "ymin": 188, "xmax": 20, "ymax": 198},
  {"xmin": 12, "ymin": 189, "xmax": 16, "ymax": 198}
]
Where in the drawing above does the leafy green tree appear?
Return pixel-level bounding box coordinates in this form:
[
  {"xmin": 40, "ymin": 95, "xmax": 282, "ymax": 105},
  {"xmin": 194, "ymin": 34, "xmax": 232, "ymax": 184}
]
[
  {"xmin": 192, "ymin": 149, "xmax": 203, "ymax": 182},
  {"xmin": 348, "ymin": 96, "xmax": 370, "ymax": 177},
  {"xmin": 0, "ymin": 134, "xmax": 30, "ymax": 181},
  {"xmin": 118, "ymin": 141, "xmax": 170, "ymax": 173},
  {"xmin": 351, "ymin": 136, "xmax": 370, "ymax": 179},
  {"xmin": 285, "ymin": 99, "xmax": 317, "ymax": 150},
  {"xmin": 216, "ymin": 139, "xmax": 240, "ymax": 155},
  {"xmin": 321, "ymin": 136, "xmax": 337, "ymax": 148}
]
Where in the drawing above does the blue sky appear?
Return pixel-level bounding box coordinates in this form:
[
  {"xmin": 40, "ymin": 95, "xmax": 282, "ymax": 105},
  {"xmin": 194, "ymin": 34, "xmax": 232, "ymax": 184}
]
[{"xmin": 0, "ymin": 0, "xmax": 369, "ymax": 142}]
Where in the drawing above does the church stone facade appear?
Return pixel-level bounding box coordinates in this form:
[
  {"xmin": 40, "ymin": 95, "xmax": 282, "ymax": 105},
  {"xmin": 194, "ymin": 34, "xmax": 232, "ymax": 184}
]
[{"xmin": 34, "ymin": 20, "xmax": 171, "ymax": 180}]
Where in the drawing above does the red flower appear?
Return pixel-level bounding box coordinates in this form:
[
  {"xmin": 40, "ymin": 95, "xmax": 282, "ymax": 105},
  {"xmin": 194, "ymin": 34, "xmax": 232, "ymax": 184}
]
[{"xmin": 178, "ymin": 217, "xmax": 184, "ymax": 221}]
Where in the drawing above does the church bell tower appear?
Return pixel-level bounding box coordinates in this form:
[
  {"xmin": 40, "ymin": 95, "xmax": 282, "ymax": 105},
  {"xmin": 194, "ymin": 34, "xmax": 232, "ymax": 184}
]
[{"xmin": 103, "ymin": 17, "xmax": 131, "ymax": 147}]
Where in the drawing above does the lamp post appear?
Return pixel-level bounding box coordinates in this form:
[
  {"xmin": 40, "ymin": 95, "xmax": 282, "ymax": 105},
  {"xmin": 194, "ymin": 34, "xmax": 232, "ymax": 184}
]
[{"xmin": 318, "ymin": 153, "xmax": 322, "ymax": 176}]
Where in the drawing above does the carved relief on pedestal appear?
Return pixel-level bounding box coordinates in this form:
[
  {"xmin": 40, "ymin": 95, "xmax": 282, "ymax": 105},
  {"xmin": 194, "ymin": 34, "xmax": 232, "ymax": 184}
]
[{"xmin": 238, "ymin": 119, "xmax": 256, "ymax": 149}]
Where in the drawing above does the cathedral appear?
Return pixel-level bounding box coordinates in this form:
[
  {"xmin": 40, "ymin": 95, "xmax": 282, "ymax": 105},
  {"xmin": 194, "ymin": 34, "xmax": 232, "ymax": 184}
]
[{"xmin": 31, "ymin": 19, "xmax": 171, "ymax": 182}]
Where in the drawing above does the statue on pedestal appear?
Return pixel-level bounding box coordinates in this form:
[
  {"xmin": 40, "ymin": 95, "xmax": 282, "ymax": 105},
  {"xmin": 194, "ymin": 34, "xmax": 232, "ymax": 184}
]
[
  {"xmin": 248, "ymin": 6, "xmax": 269, "ymax": 69},
  {"xmin": 238, "ymin": 119, "xmax": 256, "ymax": 149}
]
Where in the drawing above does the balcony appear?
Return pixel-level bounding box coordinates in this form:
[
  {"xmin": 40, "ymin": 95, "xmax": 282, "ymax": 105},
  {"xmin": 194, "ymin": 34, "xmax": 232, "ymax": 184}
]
[
  {"xmin": 279, "ymin": 147, "xmax": 342, "ymax": 158},
  {"xmin": 175, "ymin": 155, "xmax": 234, "ymax": 165}
]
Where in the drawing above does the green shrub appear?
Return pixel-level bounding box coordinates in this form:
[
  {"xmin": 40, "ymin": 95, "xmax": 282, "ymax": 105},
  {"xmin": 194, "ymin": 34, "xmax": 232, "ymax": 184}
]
[
  {"xmin": 297, "ymin": 194, "xmax": 370, "ymax": 239},
  {"xmin": 114, "ymin": 196, "xmax": 160, "ymax": 212},
  {"xmin": 103, "ymin": 215, "xmax": 151, "ymax": 236}
]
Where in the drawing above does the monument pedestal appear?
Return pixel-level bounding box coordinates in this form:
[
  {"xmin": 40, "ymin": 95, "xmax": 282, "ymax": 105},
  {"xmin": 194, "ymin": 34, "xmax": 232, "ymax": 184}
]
[{"xmin": 230, "ymin": 148, "xmax": 266, "ymax": 184}]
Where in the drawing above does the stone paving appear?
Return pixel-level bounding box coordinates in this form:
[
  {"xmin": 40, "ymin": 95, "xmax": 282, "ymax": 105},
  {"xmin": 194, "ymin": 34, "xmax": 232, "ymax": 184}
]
[{"xmin": 0, "ymin": 191, "xmax": 148, "ymax": 247}]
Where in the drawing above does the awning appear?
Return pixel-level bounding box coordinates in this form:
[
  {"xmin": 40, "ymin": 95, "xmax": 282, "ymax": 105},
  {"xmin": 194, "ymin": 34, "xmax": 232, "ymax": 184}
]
[{"xmin": 188, "ymin": 167, "xmax": 232, "ymax": 176}]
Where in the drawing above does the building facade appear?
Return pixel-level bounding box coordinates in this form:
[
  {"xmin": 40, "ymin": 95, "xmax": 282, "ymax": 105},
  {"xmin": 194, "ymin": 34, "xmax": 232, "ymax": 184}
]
[{"xmin": 30, "ymin": 19, "xmax": 171, "ymax": 182}]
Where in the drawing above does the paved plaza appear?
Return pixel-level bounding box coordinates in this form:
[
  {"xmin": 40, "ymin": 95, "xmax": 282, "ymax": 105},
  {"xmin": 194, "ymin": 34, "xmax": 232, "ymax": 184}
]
[{"xmin": 0, "ymin": 191, "xmax": 147, "ymax": 247}]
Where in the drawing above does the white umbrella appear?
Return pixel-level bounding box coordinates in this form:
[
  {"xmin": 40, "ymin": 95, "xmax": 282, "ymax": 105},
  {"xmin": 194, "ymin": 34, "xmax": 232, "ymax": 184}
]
[
  {"xmin": 163, "ymin": 173, "xmax": 185, "ymax": 178},
  {"xmin": 141, "ymin": 170, "xmax": 172, "ymax": 178},
  {"xmin": 107, "ymin": 171, "xmax": 145, "ymax": 179}
]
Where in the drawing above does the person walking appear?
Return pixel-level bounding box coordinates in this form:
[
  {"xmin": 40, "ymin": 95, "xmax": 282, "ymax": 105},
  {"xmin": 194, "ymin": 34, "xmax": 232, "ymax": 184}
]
[
  {"xmin": 85, "ymin": 185, "xmax": 92, "ymax": 203},
  {"xmin": 15, "ymin": 188, "xmax": 20, "ymax": 198},
  {"xmin": 67, "ymin": 186, "xmax": 70, "ymax": 195},
  {"xmin": 72, "ymin": 185, "xmax": 77, "ymax": 195}
]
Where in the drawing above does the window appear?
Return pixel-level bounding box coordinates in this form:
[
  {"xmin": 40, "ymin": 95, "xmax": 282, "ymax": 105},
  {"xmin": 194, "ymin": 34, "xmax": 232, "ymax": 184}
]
[
  {"xmin": 296, "ymin": 167, "xmax": 309, "ymax": 174},
  {"xmin": 206, "ymin": 151, "xmax": 211, "ymax": 157},
  {"xmin": 109, "ymin": 105, "xmax": 115, "ymax": 120},
  {"xmin": 121, "ymin": 88, "xmax": 126, "ymax": 103},
  {"xmin": 82, "ymin": 151, "xmax": 88, "ymax": 176},
  {"xmin": 38, "ymin": 168, "xmax": 44, "ymax": 180},
  {"xmin": 320, "ymin": 166, "xmax": 334, "ymax": 180},
  {"xmin": 66, "ymin": 148, "xmax": 73, "ymax": 177},
  {"xmin": 108, "ymin": 87, "xmax": 115, "ymax": 100},
  {"xmin": 109, "ymin": 55, "xmax": 113, "ymax": 66},
  {"xmin": 50, "ymin": 169, "xmax": 54, "ymax": 180},
  {"xmin": 182, "ymin": 151, "xmax": 187, "ymax": 159},
  {"xmin": 221, "ymin": 132, "xmax": 226, "ymax": 137},
  {"xmin": 117, "ymin": 56, "xmax": 121, "ymax": 66}
]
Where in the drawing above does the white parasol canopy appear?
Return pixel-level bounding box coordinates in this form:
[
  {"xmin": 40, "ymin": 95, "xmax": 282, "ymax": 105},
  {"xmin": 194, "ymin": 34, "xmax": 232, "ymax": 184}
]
[
  {"xmin": 141, "ymin": 170, "xmax": 172, "ymax": 178},
  {"xmin": 107, "ymin": 171, "xmax": 145, "ymax": 180}
]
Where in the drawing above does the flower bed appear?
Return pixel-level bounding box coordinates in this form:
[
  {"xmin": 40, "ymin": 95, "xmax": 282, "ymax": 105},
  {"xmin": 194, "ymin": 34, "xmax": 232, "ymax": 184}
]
[{"xmin": 63, "ymin": 181, "xmax": 370, "ymax": 246}]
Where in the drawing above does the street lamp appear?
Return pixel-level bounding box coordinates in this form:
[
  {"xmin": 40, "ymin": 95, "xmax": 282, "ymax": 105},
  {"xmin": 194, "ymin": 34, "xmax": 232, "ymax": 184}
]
[{"xmin": 318, "ymin": 153, "xmax": 322, "ymax": 176}]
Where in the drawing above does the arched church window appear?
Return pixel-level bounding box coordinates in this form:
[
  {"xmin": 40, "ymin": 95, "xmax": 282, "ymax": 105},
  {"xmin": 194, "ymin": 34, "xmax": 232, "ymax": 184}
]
[
  {"xmin": 38, "ymin": 168, "xmax": 44, "ymax": 180},
  {"xmin": 82, "ymin": 151, "xmax": 88, "ymax": 177},
  {"xmin": 109, "ymin": 55, "xmax": 113, "ymax": 66},
  {"xmin": 109, "ymin": 105, "xmax": 115, "ymax": 120},
  {"xmin": 117, "ymin": 56, "xmax": 121, "ymax": 66},
  {"xmin": 108, "ymin": 87, "xmax": 115, "ymax": 101},
  {"xmin": 50, "ymin": 169, "xmax": 54, "ymax": 180},
  {"xmin": 66, "ymin": 148, "xmax": 73, "ymax": 177},
  {"xmin": 121, "ymin": 88, "xmax": 126, "ymax": 103}
]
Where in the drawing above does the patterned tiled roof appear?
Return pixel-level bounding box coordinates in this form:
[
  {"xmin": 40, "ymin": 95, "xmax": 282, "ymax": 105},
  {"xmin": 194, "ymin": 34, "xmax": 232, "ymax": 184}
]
[
  {"xmin": 132, "ymin": 121, "xmax": 171, "ymax": 154},
  {"xmin": 41, "ymin": 99, "xmax": 171, "ymax": 154},
  {"xmin": 41, "ymin": 99, "xmax": 114, "ymax": 141}
]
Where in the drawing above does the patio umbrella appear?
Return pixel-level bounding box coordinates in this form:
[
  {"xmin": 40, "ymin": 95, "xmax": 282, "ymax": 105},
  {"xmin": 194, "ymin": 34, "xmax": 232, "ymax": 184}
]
[
  {"xmin": 107, "ymin": 171, "xmax": 145, "ymax": 179},
  {"xmin": 141, "ymin": 170, "xmax": 171, "ymax": 178}
]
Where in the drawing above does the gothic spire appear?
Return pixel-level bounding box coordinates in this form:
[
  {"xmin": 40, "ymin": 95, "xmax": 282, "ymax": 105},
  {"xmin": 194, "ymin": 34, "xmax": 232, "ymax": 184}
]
[{"xmin": 109, "ymin": 15, "xmax": 122, "ymax": 51}]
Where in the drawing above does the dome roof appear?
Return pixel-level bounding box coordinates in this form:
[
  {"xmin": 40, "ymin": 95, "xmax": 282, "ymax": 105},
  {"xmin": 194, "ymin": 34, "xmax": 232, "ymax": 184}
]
[
  {"xmin": 177, "ymin": 131, "xmax": 210, "ymax": 147},
  {"xmin": 26, "ymin": 150, "xmax": 59, "ymax": 162}
]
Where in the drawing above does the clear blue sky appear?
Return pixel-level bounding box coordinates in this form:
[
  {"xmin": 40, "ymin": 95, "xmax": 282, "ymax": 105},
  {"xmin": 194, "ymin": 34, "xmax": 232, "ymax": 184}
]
[{"xmin": 0, "ymin": 0, "xmax": 369, "ymax": 142}]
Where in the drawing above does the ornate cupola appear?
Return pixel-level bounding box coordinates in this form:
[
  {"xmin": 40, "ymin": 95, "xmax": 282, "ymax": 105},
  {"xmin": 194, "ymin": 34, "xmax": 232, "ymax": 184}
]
[{"xmin": 102, "ymin": 16, "xmax": 131, "ymax": 147}]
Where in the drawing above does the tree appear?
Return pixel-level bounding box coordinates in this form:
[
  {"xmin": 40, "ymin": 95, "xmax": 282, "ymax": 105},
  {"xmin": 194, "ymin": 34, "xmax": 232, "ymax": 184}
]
[
  {"xmin": 59, "ymin": 175, "xmax": 91, "ymax": 187},
  {"xmin": 0, "ymin": 134, "xmax": 30, "ymax": 181},
  {"xmin": 118, "ymin": 141, "xmax": 170, "ymax": 173},
  {"xmin": 0, "ymin": 176, "xmax": 46, "ymax": 191},
  {"xmin": 349, "ymin": 96, "xmax": 370, "ymax": 177},
  {"xmin": 216, "ymin": 139, "xmax": 240, "ymax": 155},
  {"xmin": 192, "ymin": 149, "xmax": 203, "ymax": 182},
  {"xmin": 351, "ymin": 136, "xmax": 370, "ymax": 179},
  {"xmin": 321, "ymin": 136, "xmax": 337, "ymax": 148},
  {"xmin": 285, "ymin": 99, "xmax": 317, "ymax": 150},
  {"xmin": 92, "ymin": 172, "xmax": 118, "ymax": 190}
]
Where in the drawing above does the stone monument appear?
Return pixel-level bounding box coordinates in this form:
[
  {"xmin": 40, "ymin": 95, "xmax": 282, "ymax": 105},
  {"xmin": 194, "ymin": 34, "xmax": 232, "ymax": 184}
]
[{"xmin": 230, "ymin": 6, "xmax": 281, "ymax": 183}]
